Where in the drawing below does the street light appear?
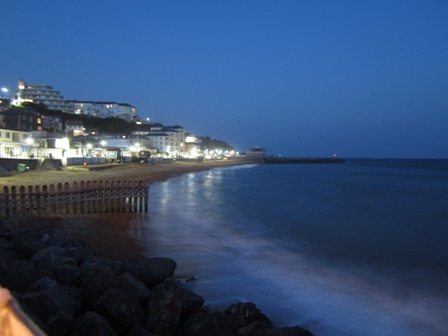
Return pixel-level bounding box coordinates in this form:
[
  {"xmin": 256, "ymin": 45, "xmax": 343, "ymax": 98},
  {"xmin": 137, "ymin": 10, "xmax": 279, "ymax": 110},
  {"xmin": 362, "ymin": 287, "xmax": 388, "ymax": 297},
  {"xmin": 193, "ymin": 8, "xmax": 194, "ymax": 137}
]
[
  {"xmin": 86, "ymin": 143, "xmax": 92, "ymax": 156},
  {"xmin": 1, "ymin": 87, "xmax": 8, "ymax": 98},
  {"xmin": 25, "ymin": 138, "xmax": 38, "ymax": 158}
]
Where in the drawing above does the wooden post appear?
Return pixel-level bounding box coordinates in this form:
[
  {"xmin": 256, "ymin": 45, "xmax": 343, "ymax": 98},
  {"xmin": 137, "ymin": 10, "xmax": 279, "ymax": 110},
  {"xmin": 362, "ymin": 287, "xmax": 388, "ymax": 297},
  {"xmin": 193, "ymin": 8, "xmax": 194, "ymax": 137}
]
[
  {"xmin": 0, "ymin": 179, "xmax": 150, "ymax": 217},
  {"xmin": 2, "ymin": 186, "xmax": 10, "ymax": 217}
]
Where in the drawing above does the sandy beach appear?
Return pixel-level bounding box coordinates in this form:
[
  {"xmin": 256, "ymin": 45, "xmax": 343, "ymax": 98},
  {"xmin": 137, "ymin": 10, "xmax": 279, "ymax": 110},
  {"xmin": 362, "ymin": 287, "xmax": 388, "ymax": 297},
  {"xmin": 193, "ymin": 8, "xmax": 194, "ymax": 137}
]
[
  {"xmin": 1, "ymin": 158, "xmax": 254, "ymax": 259},
  {"xmin": 0, "ymin": 158, "xmax": 252, "ymax": 186}
]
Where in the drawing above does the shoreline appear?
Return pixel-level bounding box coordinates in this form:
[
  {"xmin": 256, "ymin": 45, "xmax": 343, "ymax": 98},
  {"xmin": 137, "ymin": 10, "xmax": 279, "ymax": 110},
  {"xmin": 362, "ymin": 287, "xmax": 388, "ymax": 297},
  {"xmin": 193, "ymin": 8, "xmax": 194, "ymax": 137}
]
[
  {"xmin": 1, "ymin": 158, "xmax": 255, "ymax": 259},
  {"xmin": 0, "ymin": 158, "xmax": 255, "ymax": 187},
  {"xmin": 1, "ymin": 158, "xmax": 315, "ymax": 334}
]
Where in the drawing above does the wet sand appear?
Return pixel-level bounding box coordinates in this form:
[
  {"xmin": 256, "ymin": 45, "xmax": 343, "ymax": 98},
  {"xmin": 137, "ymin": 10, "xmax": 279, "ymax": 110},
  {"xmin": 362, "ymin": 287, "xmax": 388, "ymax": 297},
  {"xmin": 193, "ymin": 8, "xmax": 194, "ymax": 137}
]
[{"xmin": 1, "ymin": 159, "xmax": 253, "ymax": 259}]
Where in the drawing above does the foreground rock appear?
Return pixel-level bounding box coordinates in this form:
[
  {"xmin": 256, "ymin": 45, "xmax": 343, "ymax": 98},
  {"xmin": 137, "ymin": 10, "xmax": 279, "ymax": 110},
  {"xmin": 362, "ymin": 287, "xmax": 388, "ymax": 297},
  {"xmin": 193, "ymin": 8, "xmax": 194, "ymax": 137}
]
[{"xmin": 0, "ymin": 219, "xmax": 313, "ymax": 336}]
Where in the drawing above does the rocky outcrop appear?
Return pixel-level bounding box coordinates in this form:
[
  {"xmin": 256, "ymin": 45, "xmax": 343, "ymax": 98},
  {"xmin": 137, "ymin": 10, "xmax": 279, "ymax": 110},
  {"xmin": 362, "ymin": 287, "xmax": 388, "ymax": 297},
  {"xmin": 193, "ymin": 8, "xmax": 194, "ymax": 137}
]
[{"xmin": 0, "ymin": 219, "xmax": 313, "ymax": 336}]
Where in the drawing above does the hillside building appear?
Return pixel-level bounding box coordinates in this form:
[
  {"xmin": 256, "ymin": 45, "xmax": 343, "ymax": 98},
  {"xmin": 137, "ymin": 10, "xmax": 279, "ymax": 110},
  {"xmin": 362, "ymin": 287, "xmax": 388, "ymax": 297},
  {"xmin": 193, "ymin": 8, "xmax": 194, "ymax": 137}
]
[
  {"xmin": 0, "ymin": 107, "xmax": 42, "ymax": 132},
  {"xmin": 66, "ymin": 100, "xmax": 137, "ymax": 122},
  {"xmin": 11, "ymin": 81, "xmax": 138, "ymax": 122},
  {"xmin": 13, "ymin": 81, "xmax": 68, "ymax": 111}
]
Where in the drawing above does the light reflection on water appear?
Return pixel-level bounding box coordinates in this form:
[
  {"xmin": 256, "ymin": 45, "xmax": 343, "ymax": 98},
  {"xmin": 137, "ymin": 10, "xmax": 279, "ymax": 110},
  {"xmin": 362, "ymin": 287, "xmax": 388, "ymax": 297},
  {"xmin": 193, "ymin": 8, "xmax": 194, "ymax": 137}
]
[{"xmin": 128, "ymin": 162, "xmax": 448, "ymax": 336}]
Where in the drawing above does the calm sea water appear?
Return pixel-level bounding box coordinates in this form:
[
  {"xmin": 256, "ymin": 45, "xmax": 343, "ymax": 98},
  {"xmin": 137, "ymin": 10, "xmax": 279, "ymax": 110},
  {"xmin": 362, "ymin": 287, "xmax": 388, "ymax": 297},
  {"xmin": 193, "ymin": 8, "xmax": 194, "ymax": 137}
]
[{"xmin": 129, "ymin": 159, "xmax": 448, "ymax": 336}]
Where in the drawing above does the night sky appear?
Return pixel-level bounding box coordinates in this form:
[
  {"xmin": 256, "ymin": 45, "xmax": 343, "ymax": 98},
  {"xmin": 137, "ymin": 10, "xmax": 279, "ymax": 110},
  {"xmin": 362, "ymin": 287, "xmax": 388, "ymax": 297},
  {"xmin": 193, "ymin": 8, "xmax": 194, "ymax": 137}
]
[{"xmin": 1, "ymin": 1, "xmax": 447, "ymax": 158}]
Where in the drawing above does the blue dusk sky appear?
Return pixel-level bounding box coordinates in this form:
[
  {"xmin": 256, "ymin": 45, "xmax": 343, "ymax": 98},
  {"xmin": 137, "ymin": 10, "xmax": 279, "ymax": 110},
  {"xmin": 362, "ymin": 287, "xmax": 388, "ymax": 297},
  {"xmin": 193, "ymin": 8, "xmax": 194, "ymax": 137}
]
[{"xmin": 1, "ymin": 1, "xmax": 447, "ymax": 158}]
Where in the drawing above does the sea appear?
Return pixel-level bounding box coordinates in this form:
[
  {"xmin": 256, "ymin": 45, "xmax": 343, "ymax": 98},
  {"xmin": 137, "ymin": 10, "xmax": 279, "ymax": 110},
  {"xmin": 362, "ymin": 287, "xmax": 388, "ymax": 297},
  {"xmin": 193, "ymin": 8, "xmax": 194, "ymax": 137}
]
[{"xmin": 128, "ymin": 159, "xmax": 448, "ymax": 336}]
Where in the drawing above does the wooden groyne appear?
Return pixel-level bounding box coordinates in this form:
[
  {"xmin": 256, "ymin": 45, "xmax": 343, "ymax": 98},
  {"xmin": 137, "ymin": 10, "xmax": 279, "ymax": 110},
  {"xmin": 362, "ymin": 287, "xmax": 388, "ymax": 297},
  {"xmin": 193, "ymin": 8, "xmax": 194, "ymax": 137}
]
[{"xmin": 0, "ymin": 180, "xmax": 150, "ymax": 217}]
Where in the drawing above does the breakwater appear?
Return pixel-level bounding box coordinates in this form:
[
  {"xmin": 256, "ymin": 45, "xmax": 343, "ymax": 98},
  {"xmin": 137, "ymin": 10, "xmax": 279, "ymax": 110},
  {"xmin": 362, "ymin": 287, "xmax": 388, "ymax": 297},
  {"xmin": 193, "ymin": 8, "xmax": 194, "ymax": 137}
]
[
  {"xmin": 262, "ymin": 157, "xmax": 346, "ymax": 164},
  {"xmin": 0, "ymin": 220, "xmax": 314, "ymax": 335}
]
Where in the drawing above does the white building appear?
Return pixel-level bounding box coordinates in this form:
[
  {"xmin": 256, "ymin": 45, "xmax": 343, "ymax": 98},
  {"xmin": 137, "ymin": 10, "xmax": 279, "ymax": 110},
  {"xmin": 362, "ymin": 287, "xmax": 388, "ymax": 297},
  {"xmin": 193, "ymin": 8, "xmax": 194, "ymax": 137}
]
[
  {"xmin": 0, "ymin": 128, "xmax": 32, "ymax": 158},
  {"xmin": 13, "ymin": 81, "xmax": 68, "ymax": 111},
  {"xmin": 66, "ymin": 100, "xmax": 137, "ymax": 122},
  {"xmin": 146, "ymin": 126, "xmax": 185, "ymax": 157},
  {"xmin": 12, "ymin": 81, "xmax": 138, "ymax": 122}
]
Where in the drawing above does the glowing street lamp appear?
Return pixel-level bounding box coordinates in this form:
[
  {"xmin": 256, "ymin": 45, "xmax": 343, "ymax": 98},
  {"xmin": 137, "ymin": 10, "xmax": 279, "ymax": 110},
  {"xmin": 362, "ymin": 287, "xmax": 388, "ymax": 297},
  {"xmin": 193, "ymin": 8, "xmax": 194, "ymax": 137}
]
[
  {"xmin": 25, "ymin": 138, "xmax": 38, "ymax": 158},
  {"xmin": 86, "ymin": 143, "xmax": 92, "ymax": 156},
  {"xmin": 1, "ymin": 87, "xmax": 8, "ymax": 98}
]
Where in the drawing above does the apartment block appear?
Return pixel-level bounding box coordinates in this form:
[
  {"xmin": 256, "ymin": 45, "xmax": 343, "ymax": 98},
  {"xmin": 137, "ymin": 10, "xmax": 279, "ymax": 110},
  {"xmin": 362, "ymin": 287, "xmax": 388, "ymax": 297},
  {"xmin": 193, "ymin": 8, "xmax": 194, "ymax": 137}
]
[
  {"xmin": 13, "ymin": 81, "xmax": 68, "ymax": 111},
  {"xmin": 66, "ymin": 100, "xmax": 137, "ymax": 122},
  {"xmin": 146, "ymin": 125, "xmax": 185, "ymax": 156}
]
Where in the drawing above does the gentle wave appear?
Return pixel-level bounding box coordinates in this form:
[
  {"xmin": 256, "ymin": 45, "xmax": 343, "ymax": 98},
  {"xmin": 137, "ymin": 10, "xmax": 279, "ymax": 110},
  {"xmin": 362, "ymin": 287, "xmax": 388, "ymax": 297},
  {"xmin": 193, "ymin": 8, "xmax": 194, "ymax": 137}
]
[{"xmin": 131, "ymin": 160, "xmax": 448, "ymax": 335}]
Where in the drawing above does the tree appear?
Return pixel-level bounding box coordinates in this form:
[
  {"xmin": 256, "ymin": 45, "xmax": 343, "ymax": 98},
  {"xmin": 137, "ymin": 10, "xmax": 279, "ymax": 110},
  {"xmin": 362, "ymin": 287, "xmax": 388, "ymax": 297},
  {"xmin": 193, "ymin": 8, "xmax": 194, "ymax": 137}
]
[{"xmin": 199, "ymin": 136, "xmax": 234, "ymax": 151}]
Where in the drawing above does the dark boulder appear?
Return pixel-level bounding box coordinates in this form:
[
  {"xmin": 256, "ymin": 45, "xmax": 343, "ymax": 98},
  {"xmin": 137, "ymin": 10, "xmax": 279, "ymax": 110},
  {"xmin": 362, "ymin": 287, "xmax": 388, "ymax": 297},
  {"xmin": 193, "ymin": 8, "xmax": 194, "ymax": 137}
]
[
  {"xmin": 238, "ymin": 321, "xmax": 275, "ymax": 336},
  {"xmin": 224, "ymin": 302, "xmax": 273, "ymax": 329},
  {"xmin": 79, "ymin": 256, "xmax": 121, "ymax": 306},
  {"xmin": 34, "ymin": 229, "xmax": 94, "ymax": 264},
  {"xmin": 0, "ymin": 237, "xmax": 13, "ymax": 251},
  {"xmin": 96, "ymin": 287, "xmax": 145, "ymax": 334},
  {"xmin": 278, "ymin": 326, "xmax": 314, "ymax": 336},
  {"xmin": 0, "ymin": 248, "xmax": 22, "ymax": 277},
  {"xmin": 60, "ymin": 285, "xmax": 87, "ymax": 312},
  {"xmin": 31, "ymin": 246, "xmax": 81, "ymax": 286},
  {"xmin": 52, "ymin": 264, "xmax": 81, "ymax": 287},
  {"xmin": 145, "ymin": 278, "xmax": 205, "ymax": 335},
  {"xmin": 183, "ymin": 308, "xmax": 238, "ymax": 336},
  {"xmin": 110, "ymin": 272, "xmax": 151, "ymax": 307},
  {"xmin": 87, "ymin": 271, "xmax": 150, "ymax": 334},
  {"xmin": 0, "ymin": 221, "xmax": 14, "ymax": 239},
  {"xmin": 46, "ymin": 310, "xmax": 75, "ymax": 336},
  {"xmin": 120, "ymin": 257, "xmax": 177, "ymax": 288},
  {"xmin": 239, "ymin": 322, "xmax": 314, "ymax": 336},
  {"xmin": 35, "ymin": 229, "xmax": 73, "ymax": 247},
  {"xmin": 31, "ymin": 246, "xmax": 78, "ymax": 266},
  {"xmin": 2, "ymin": 260, "xmax": 53, "ymax": 292},
  {"xmin": 12, "ymin": 231, "xmax": 48, "ymax": 258},
  {"xmin": 70, "ymin": 311, "xmax": 119, "ymax": 336},
  {"xmin": 62, "ymin": 238, "xmax": 94, "ymax": 264},
  {"xmin": 126, "ymin": 324, "xmax": 151, "ymax": 336},
  {"xmin": 20, "ymin": 277, "xmax": 81, "ymax": 333}
]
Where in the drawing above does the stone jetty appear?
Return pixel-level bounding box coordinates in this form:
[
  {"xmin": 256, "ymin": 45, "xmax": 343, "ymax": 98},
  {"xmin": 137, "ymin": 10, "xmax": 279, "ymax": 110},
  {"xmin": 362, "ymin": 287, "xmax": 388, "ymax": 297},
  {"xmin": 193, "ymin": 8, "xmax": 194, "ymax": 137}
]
[{"xmin": 262, "ymin": 157, "xmax": 346, "ymax": 164}]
